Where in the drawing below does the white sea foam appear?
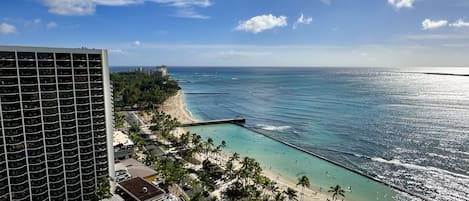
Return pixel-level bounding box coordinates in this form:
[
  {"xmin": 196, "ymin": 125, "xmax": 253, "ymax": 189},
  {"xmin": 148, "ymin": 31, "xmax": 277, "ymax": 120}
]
[
  {"xmin": 257, "ymin": 124, "xmax": 291, "ymax": 131},
  {"xmin": 371, "ymin": 157, "xmax": 469, "ymax": 179}
]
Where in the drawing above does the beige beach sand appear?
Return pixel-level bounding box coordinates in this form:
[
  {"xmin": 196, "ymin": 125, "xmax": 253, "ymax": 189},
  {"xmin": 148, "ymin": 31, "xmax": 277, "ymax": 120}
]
[{"xmin": 160, "ymin": 90, "xmax": 332, "ymax": 201}]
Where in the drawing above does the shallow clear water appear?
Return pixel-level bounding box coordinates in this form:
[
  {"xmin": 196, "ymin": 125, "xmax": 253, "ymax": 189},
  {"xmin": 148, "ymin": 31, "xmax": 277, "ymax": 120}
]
[
  {"xmin": 188, "ymin": 124, "xmax": 397, "ymax": 201},
  {"xmin": 112, "ymin": 67, "xmax": 469, "ymax": 200}
]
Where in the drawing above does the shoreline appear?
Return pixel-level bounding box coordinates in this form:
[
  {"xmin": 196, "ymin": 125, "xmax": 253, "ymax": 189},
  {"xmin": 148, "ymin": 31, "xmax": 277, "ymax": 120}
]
[{"xmin": 160, "ymin": 90, "xmax": 331, "ymax": 201}]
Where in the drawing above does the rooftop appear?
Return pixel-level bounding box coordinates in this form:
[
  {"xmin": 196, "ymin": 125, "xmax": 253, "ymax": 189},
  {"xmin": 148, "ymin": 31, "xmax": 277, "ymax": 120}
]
[
  {"xmin": 115, "ymin": 158, "xmax": 158, "ymax": 180},
  {"xmin": 118, "ymin": 177, "xmax": 165, "ymax": 201}
]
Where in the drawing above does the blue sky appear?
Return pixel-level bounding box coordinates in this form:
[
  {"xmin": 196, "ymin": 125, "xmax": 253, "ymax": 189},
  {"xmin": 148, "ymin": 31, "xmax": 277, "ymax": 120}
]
[{"xmin": 1, "ymin": 0, "xmax": 469, "ymax": 67}]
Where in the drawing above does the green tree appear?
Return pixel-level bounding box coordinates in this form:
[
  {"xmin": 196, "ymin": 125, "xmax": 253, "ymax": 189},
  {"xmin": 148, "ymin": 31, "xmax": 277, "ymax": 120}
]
[
  {"xmin": 114, "ymin": 111, "xmax": 126, "ymax": 129},
  {"xmin": 284, "ymin": 187, "xmax": 298, "ymax": 201},
  {"xmin": 94, "ymin": 177, "xmax": 111, "ymax": 200},
  {"xmin": 297, "ymin": 175, "xmax": 310, "ymax": 201},
  {"xmin": 328, "ymin": 185, "xmax": 345, "ymax": 201}
]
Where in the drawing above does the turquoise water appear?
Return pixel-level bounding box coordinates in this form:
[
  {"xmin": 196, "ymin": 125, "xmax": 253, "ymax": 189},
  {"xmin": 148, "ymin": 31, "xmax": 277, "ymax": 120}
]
[{"xmin": 187, "ymin": 124, "xmax": 396, "ymax": 201}]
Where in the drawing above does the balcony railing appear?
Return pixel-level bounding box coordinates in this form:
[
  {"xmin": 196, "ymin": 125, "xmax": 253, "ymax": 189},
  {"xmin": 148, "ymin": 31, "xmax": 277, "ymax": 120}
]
[
  {"xmin": 72, "ymin": 54, "xmax": 86, "ymax": 61},
  {"xmin": 0, "ymin": 51, "xmax": 16, "ymax": 60},
  {"xmin": 17, "ymin": 52, "xmax": 35, "ymax": 60},
  {"xmin": 38, "ymin": 61, "xmax": 54, "ymax": 67},
  {"xmin": 0, "ymin": 60, "xmax": 16, "ymax": 68},
  {"xmin": 37, "ymin": 52, "xmax": 53, "ymax": 60},
  {"xmin": 18, "ymin": 61, "xmax": 36, "ymax": 68}
]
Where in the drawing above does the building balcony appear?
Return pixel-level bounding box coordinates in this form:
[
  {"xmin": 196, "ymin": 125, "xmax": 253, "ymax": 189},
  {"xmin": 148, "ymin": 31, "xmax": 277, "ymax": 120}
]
[
  {"xmin": 46, "ymin": 150, "xmax": 63, "ymax": 161},
  {"xmin": 6, "ymin": 150, "xmax": 26, "ymax": 161},
  {"xmin": 42, "ymin": 107, "xmax": 59, "ymax": 116},
  {"xmin": 72, "ymin": 53, "xmax": 86, "ymax": 61},
  {"xmin": 3, "ymin": 118, "xmax": 22, "ymax": 127},
  {"xmin": 39, "ymin": 69, "xmax": 55, "ymax": 76},
  {"xmin": 89, "ymin": 61, "xmax": 102, "ymax": 68},
  {"xmin": 0, "ymin": 60, "xmax": 16, "ymax": 68},
  {"xmin": 75, "ymin": 83, "xmax": 89, "ymax": 90},
  {"xmin": 4, "ymin": 126, "xmax": 22, "ymax": 136},
  {"xmin": 90, "ymin": 76, "xmax": 103, "ymax": 82},
  {"xmin": 41, "ymin": 92, "xmax": 57, "ymax": 100},
  {"xmin": 60, "ymin": 106, "xmax": 75, "ymax": 114},
  {"xmin": 21, "ymin": 93, "xmax": 39, "ymax": 101},
  {"xmin": 49, "ymin": 179, "xmax": 65, "ymax": 189},
  {"xmin": 90, "ymin": 82, "xmax": 103, "ymax": 89},
  {"xmin": 7, "ymin": 158, "xmax": 27, "ymax": 169},
  {"xmin": 9, "ymin": 167, "xmax": 28, "ymax": 181},
  {"xmin": 88, "ymin": 54, "xmax": 101, "ymax": 61},
  {"xmin": 27, "ymin": 140, "xmax": 44, "ymax": 150},
  {"xmin": 58, "ymin": 91, "xmax": 74, "ymax": 99},
  {"xmin": 18, "ymin": 61, "xmax": 36, "ymax": 68},
  {"xmin": 42, "ymin": 100, "xmax": 58, "ymax": 108},
  {"xmin": 18, "ymin": 52, "xmax": 35, "ymax": 60},
  {"xmin": 57, "ymin": 70, "xmax": 72, "ymax": 77},
  {"xmin": 75, "ymin": 90, "xmax": 89, "ymax": 97},
  {"xmin": 1, "ymin": 94, "xmax": 20, "ymax": 102},
  {"xmin": 77, "ymin": 105, "xmax": 91, "ymax": 111},
  {"xmin": 50, "ymin": 190, "xmax": 66, "ymax": 200},
  {"xmin": 46, "ymin": 145, "xmax": 62, "ymax": 154},
  {"xmin": 0, "ymin": 77, "xmax": 18, "ymax": 85},
  {"xmin": 0, "ymin": 85, "xmax": 19, "ymax": 93},
  {"xmin": 55, "ymin": 53, "xmax": 71, "ymax": 60},
  {"xmin": 24, "ymin": 116, "xmax": 41, "ymax": 126},
  {"xmin": 19, "ymin": 77, "xmax": 38, "ymax": 85},
  {"xmin": 58, "ymin": 83, "xmax": 73, "ymax": 90},
  {"xmin": 74, "ymin": 75, "xmax": 88, "ymax": 82},
  {"xmin": 89, "ymin": 69, "xmax": 102, "ymax": 75},
  {"xmin": 30, "ymin": 170, "xmax": 47, "ymax": 180},
  {"xmin": 38, "ymin": 60, "xmax": 54, "ymax": 67},
  {"xmin": 40, "ymin": 83, "xmax": 57, "ymax": 91},
  {"xmin": 0, "ymin": 68, "xmax": 17, "ymax": 76},
  {"xmin": 73, "ymin": 61, "xmax": 87, "ymax": 68},
  {"xmin": 2, "ymin": 110, "xmax": 21, "ymax": 120},
  {"xmin": 0, "ymin": 51, "xmax": 16, "ymax": 60},
  {"xmin": 21, "ymin": 85, "xmax": 38, "ymax": 93},
  {"xmin": 37, "ymin": 52, "xmax": 53, "ymax": 60},
  {"xmin": 65, "ymin": 171, "xmax": 81, "ymax": 181},
  {"xmin": 78, "ymin": 119, "xmax": 91, "ymax": 126},
  {"xmin": 27, "ymin": 148, "xmax": 45, "ymax": 158}
]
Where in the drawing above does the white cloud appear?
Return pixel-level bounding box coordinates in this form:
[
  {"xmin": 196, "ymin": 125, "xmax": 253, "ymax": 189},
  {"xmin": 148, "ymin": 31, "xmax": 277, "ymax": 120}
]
[
  {"xmin": 47, "ymin": 22, "xmax": 58, "ymax": 29},
  {"xmin": 0, "ymin": 22, "xmax": 16, "ymax": 34},
  {"xmin": 449, "ymin": 19, "xmax": 469, "ymax": 28},
  {"xmin": 422, "ymin": 19, "xmax": 448, "ymax": 30},
  {"xmin": 236, "ymin": 14, "xmax": 288, "ymax": 34},
  {"xmin": 293, "ymin": 14, "xmax": 313, "ymax": 29},
  {"xmin": 41, "ymin": 0, "xmax": 211, "ymax": 16},
  {"xmin": 133, "ymin": 40, "xmax": 141, "ymax": 46},
  {"xmin": 388, "ymin": 0, "xmax": 415, "ymax": 9},
  {"xmin": 42, "ymin": 0, "xmax": 96, "ymax": 15},
  {"xmin": 24, "ymin": 18, "xmax": 42, "ymax": 28}
]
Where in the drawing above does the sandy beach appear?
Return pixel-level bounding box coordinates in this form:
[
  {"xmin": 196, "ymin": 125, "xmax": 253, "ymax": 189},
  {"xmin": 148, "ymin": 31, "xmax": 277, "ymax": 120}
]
[{"xmin": 160, "ymin": 90, "xmax": 332, "ymax": 201}]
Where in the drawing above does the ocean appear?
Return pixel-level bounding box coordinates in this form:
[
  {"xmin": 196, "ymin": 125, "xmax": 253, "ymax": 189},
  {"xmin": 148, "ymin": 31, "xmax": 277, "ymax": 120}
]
[{"xmin": 112, "ymin": 67, "xmax": 469, "ymax": 201}]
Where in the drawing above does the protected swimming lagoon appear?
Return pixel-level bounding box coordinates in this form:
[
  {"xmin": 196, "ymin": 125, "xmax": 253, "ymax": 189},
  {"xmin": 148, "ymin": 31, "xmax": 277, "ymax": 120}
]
[{"xmin": 187, "ymin": 123, "xmax": 398, "ymax": 201}]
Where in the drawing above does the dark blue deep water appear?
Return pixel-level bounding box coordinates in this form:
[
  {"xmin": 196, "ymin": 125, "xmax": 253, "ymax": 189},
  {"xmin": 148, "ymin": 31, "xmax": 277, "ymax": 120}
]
[{"xmin": 112, "ymin": 67, "xmax": 469, "ymax": 201}]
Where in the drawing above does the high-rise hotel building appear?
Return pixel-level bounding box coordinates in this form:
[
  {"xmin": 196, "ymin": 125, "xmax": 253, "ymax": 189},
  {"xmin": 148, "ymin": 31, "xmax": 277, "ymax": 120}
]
[{"xmin": 0, "ymin": 46, "xmax": 115, "ymax": 201}]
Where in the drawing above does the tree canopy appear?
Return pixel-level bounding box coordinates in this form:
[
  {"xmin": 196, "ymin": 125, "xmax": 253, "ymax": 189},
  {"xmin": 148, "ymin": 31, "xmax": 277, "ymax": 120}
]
[{"xmin": 111, "ymin": 72, "xmax": 180, "ymax": 109}]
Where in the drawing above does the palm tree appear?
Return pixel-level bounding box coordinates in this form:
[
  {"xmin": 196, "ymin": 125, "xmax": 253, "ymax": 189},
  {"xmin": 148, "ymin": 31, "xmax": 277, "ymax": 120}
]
[
  {"xmin": 229, "ymin": 152, "xmax": 240, "ymax": 162},
  {"xmin": 297, "ymin": 175, "xmax": 310, "ymax": 201},
  {"xmin": 284, "ymin": 187, "xmax": 298, "ymax": 201},
  {"xmin": 274, "ymin": 191, "xmax": 286, "ymax": 201},
  {"xmin": 328, "ymin": 185, "xmax": 345, "ymax": 201},
  {"xmin": 204, "ymin": 137, "xmax": 214, "ymax": 158}
]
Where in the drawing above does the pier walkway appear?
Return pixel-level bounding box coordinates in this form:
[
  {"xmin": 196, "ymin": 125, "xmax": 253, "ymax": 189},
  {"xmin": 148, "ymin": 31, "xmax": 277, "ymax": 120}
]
[{"xmin": 180, "ymin": 117, "xmax": 246, "ymax": 127}]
